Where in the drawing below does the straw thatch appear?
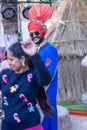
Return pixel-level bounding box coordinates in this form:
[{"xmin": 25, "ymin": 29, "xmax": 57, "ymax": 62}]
[
  {"xmin": 46, "ymin": 0, "xmax": 87, "ymax": 56},
  {"xmin": 46, "ymin": 0, "xmax": 87, "ymax": 101}
]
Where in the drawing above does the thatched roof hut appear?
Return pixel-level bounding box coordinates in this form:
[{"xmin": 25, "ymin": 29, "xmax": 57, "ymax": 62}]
[{"xmin": 46, "ymin": 0, "xmax": 87, "ymax": 101}]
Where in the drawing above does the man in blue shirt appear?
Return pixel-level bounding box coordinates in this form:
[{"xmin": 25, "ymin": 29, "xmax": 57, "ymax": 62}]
[{"xmin": 23, "ymin": 4, "xmax": 58, "ymax": 130}]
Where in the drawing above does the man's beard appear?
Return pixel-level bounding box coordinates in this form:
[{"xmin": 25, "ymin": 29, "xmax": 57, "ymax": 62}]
[{"xmin": 32, "ymin": 36, "xmax": 44, "ymax": 45}]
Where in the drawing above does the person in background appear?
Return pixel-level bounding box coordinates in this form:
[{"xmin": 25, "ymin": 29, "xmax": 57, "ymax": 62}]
[
  {"xmin": 0, "ymin": 59, "xmax": 10, "ymax": 72},
  {"xmin": 0, "ymin": 41, "xmax": 53, "ymax": 130},
  {"xmin": 22, "ymin": 4, "xmax": 58, "ymax": 130},
  {"xmin": 0, "ymin": 50, "xmax": 10, "ymax": 72}
]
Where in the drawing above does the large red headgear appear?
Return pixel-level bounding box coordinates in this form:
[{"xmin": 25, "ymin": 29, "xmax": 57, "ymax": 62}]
[{"xmin": 28, "ymin": 4, "xmax": 53, "ymax": 36}]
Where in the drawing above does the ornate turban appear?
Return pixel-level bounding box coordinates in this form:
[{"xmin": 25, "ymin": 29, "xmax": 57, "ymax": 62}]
[{"xmin": 28, "ymin": 4, "xmax": 53, "ymax": 36}]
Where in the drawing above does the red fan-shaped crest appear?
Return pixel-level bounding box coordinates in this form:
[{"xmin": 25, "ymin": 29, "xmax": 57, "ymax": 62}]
[{"xmin": 28, "ymin": 4, "xmax": 53, "ymax": 23}]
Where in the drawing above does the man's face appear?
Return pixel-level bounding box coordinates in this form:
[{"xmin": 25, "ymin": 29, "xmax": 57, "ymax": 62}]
[{"xmin": 29, "ymin": 30, "xmax": 44, "ymax": 45}]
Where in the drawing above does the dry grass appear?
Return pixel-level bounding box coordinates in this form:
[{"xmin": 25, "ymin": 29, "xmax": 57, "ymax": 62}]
[{"xmin": 46, "ymin": 0, "xmax": 87, "ymax": 44}]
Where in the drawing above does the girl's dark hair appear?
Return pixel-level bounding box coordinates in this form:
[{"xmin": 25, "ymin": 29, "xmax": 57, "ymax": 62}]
[
  {"xmin": 8, "ymin": 42, "xmax": 53, "ymax": 116},
  {"xmin": 8, "ymin": 42, "xmax": 29, "ymax": 59},
  {"xmin": 8, "ymin": 42, "xmax": 33, "ymax": 67},
  {"xmin": 37, "ymin": 87, "xmax": 54, "ymax": 116}
]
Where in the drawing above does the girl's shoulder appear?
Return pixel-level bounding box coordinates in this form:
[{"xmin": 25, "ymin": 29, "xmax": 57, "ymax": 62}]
[{"xmin": 0, "ymin": 68, "xmax": 12, "ymax": 75}]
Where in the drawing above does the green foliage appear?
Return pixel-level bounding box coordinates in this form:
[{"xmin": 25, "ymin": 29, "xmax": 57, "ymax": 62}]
[
  {"xmin": 58, "ymin": 101, "xmax": 87, "ymax": 111},
  {"xmin": 83, "ymin": 0, "xmax": 87, "ymax": 4}
]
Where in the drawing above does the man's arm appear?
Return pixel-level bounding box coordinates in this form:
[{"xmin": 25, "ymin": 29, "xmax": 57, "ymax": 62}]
[{"xmin": 43, "ymin": 45, "xmax": 58, "ymax": 76}]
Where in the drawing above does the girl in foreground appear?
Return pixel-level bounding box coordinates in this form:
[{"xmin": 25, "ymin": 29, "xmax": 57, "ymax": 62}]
[{"xmin": 0, "ymin": 41, "xmax": 53, "ymax": 130}]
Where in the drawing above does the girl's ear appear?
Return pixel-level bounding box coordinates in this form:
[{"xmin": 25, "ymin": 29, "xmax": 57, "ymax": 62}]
[
  {"xmin": 21, "ymin": 56, "xmax": 26, "ymax": 62},
  {"xmin": 21, "ymin": 56, "xmax": 26, "ymax": 67}
]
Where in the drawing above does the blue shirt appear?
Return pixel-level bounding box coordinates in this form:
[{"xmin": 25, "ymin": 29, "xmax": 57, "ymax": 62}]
[{"xmin": 38, "ymin": 42, "xmax": 58, "ymax": 99}]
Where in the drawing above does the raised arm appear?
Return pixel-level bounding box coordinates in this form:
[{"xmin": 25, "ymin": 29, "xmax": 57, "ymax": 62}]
[
  {"xmin": 30, "ymin": 53, "xmax": 52, "ymax": 86},
  {"xmin": 21, "ymin": 39, "xmax": 52, "ymax": 86}
]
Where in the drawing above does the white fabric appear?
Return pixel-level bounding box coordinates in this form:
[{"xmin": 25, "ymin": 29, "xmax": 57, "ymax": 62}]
[
  {"xmin": 36, "ymin": 104, "xmax": 44, "ymax": 123},
  {"xmin": 81, "ymin": 55, "xmax": 87, "ymax": 67}
]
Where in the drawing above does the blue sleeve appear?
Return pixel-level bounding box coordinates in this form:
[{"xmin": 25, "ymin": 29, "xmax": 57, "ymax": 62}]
[{"xmin": 40, "ymin": 44, "xmax": 58, "ymax": 76}]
